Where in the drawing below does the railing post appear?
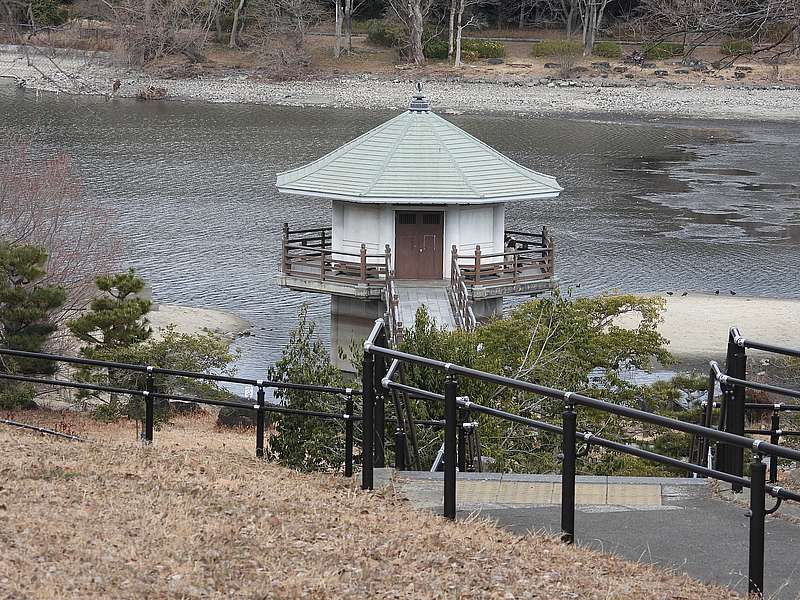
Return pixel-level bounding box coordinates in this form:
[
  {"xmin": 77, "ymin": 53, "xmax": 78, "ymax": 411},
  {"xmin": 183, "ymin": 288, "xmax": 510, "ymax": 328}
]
[
  {"xmin": 144, "ymin": 368, "xmax": 155, "ymax": 445},
  {"xmin": 748, "ymin": 451, "xmax": 767, "ymax": 598},
  {"xmin": 474, "ymin": 245, "xmax": 481, "ymax": 286},
  {"xmin": 345, "ymin": 390, "xmax": 354, "ymax": 477},
  {"xmin": 725, "ymin": 329, "xmax": 747, "ymax": 491},
  {"xmin": 360, "ymin": 244, "xmax": 367, "ymax": 283},
  {"xmin": 320, "ymin": 248, "xmax": 325, "ymax": 281},
  {"xmin": 451, "ymin": 245, "xmax": 458, "ymax": 286},
  {"xmin": 395, "ymin": 428, "xmax": 406, "ymax": 471},
  {"xmin": 282, "ymin": 223, "xmax": 289, "ymax": 274},
  {"xmin": 512, "ymin": 250, "xmax": 518, "ymax": 283},
  {"xmin": 770, "ymin": 410, "xmax": 780, "ymax": 483},
  {"xmin": 561, "ymin": 397, "xmax": 577, "ymax": 544},
  {"xmin": 373, "ymin": 351, "xmax": 386, "ymax": 469},
  {"xmin": 385, "ymin": 244, "xmax": 392, "ymax": 276},
  {"xmin": 255, "ymin": 384, "xmax": 266, "ymax": 458},
  {"xmin": 457, "ymin": 408, "xmax": 466, "ymax": 472},
  {"xmin": 444, "ymin": 375, "xmax": 458, "ymax": 520},
  {"xmin": 361, "ymin": 351, "xmax": 374, "ymax": 491}
]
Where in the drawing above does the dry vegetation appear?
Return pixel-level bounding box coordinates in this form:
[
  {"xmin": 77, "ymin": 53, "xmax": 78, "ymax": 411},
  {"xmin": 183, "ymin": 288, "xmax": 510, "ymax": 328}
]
[{"xmin": 0, "ymin": 411, "xmax": 740, "ymax": 599}]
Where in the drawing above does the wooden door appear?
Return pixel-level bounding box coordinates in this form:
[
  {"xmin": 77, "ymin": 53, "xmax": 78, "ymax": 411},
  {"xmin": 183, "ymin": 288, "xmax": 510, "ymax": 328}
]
[{"xmin": 395, "ymin": 211, "xmax": 444, "ymax": 280}]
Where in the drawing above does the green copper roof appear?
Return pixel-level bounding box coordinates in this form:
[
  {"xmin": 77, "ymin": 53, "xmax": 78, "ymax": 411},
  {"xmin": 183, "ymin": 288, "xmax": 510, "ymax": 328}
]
[{"xmin": 276, "ymin": 93, "xmax": 563, "ymax": 204}]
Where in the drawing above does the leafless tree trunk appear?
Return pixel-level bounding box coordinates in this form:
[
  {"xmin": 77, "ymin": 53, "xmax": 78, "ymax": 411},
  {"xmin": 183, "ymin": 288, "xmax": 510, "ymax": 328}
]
[
  {"xmin": 389, "ymin": 0, "xmax": 435, "ymax": 65},
  {"xmin": 229, "ymin": 0, "xmax": 246, "ymax": 48},
  {"xmin": 344, "ymin": 0, "xmax": 354, "ymax": 52},
  {"xmin": 448, "ymin": 0, "xmax": 456, "ymax": 59},
  {"xmin": 334, "ymin": 0, "xmax": 343, "ymax": 57}
]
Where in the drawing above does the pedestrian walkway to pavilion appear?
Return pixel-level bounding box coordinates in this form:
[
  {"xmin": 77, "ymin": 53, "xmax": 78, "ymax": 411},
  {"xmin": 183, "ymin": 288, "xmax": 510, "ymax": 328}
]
[
  {"xmin": 395, "ymin": 280, "xmax": 457, "ymax": 331},
  {"xmin": 375, "ymin": 470, "xmax": 800, "ymax": 598}
]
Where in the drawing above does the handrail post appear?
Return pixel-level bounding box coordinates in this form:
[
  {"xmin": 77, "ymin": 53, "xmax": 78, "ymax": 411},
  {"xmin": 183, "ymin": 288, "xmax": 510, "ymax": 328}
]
[
  {"xmin": 561, "ymin": 398, "xmax": 577, "ymax": 544},
  {"xmin": 512, "ymin": 249, "xmax": 518, "ymax": 283},
  {"xmin": 457, "ymin": 408, "xmax": 466, "ymax": 472},
  {"xmin": 725, "ymin": 330, "xmax": 747, "ymax": 491},
  {"xmin": 444, "ymin": 375, "xmax": 458, "ymax": 520},
  {"xmin": 769, "ymin": 410, "xmax": 780, "ymax": 483},
  {"xmin": 451, "ymin": 245, "xmax": 458, "ymax": 287},
  {"xmin": 345, "ymin": 391, "xmax": 354, "ymax": 477},
  {"xmin": 144, "ymin": 369, "xmax": 155, "ymax": 445},
  {"xmin": 474, "ymin": 245, "xmax": 481, "ymax": 286},
  {"xmin": 748, "ymin": 452, "xmax": 767, "ymax": 598},
  {"xmin": 282, "ymin": 222, "xmax": 289, "ymax": 274},
  {"xmin": 360, "ymin": 244, "xmax": 367, "ymax": 283},
  {"xmin": 395, "ymin": 428, "xmax": 406, "ymax": 471},
  {"xmin": 361, "ymin": 350, "xmax": 375, "ymax": 491},
  {"xmin": 320, "ymin": 247, "xmax": 325, "ymax": 281},
  {"xmin": 384, "ymin": 244, "xmax": 392, "ymax": 276},
  {"xmin": 374, "ymin": 349, "xmax": 386, "ymax": 469},
  {"xmin": 256, "ymin": 384, "xmax": 266, "ymax": 458}
]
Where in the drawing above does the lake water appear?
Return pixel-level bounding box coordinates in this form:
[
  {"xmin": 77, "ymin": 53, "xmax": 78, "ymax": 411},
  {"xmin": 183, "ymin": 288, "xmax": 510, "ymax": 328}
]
[{"xmin": 3, "ymin": 84, "xmax": 799, "ymax": 381}]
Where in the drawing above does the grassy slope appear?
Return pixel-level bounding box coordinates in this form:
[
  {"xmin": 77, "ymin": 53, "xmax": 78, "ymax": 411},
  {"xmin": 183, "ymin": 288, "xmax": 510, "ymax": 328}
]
[{"xmin": 0, "ymin": 413, "xmax": 738, "ymax": 599}]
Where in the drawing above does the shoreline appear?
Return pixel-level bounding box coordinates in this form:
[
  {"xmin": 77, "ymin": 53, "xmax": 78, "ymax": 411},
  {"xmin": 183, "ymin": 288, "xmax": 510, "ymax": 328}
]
[
  {"xmin": 616, "ymin": 294, "xmax": 800, "ymax": 367},
  {"xmin": 148, "ymin": 303, "xmax": 251, "ymax": 342},
  {"xmin": 2, "ymin": 45, "xmax": 799, "ymax": 122}
]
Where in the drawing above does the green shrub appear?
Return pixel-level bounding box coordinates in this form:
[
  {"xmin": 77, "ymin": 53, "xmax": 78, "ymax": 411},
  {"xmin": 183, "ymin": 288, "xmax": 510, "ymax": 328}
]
[
  {"xmin": 460, "ymin": 49, "xmax": 480, "ymax": 62},
  {"xmin": 531, "ymin": 39, "xmax": 582, "ymax": 57},
  {"xmin": 30, "ymin": 0, "xmax": 68, "ymax": 26},
  {"xmin": 593, "ymin": 41, "xmax": 621, "ymax": 59},
  {"xmin": 720, "ymin": 39, "xmax": 754, "ymax": 55},
  {"xmin": 643, "ymin": 42, "xmax": 684, "ymax": 59},
  {"xmin": 463, "ymin": 39, "xmax": 506, "ymax": 58},
  {"xmin": 366, "ymin": 19, "xmax": 404, "ymax": 48},
  {"xmin": 424, "ymin": 39, "xmax": 449, "ymax": 60}
]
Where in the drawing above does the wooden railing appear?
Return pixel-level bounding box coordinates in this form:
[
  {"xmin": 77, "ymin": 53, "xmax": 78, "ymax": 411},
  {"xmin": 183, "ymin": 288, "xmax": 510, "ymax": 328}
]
[
  {"xmin": 282, "ymin": 224, "xmax": 390, "ymax": 287},
  {"xmin": 385, "ymin": 270, "xmax": 404, "ymax": 346},
  {"xmin": 452, "ymin": 227, "xmax": 555, "ymax": 287},
  {"xmin": 450, "ymin": 260, "xmax": 477, "ymax": 332}
]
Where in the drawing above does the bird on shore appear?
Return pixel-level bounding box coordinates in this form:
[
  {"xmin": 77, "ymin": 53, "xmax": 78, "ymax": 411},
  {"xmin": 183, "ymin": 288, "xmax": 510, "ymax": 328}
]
[
  {"xmin": 714, "ymin": 290, "xmax": 720, "ymax": 295},
  {"xmin": 681, "ymin": 292, "xmax": 688, "ymax": 297},
  {"xmin": 666, "ymin": 291, "xmax": 673, "ymax": 296},
  {"xmin": 730, "ymin": 290, "xmax": 737, "ymax": 295}
]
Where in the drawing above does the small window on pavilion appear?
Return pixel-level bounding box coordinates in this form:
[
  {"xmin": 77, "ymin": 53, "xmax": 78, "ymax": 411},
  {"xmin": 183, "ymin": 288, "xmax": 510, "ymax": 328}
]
[
  {"xmin": 398, "ymin": 213, "xmax": 416, "ymax": 225},
  {"xmin": 422, "ymin": 213, "xmax": 441, "ymax": 225}
]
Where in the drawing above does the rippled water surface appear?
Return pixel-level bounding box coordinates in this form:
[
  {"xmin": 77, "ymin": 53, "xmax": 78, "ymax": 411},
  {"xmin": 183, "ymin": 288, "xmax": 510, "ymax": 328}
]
[{"xmin": 3, "ymin": 85, "xmax": 799, "ymax": 379}]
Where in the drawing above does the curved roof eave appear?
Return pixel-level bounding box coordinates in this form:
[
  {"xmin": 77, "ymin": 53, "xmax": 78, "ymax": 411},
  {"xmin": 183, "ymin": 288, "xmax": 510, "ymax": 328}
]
[{"xmin": 275, "ymin": 186, "xmax": 563, "ymax": 204}]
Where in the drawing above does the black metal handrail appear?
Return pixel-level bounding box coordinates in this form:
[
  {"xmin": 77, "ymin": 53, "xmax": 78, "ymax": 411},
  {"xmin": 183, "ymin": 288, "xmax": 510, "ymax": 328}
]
[{"xmin": 359, "ymin": 318, "xmax": 800, "ymax": 598}]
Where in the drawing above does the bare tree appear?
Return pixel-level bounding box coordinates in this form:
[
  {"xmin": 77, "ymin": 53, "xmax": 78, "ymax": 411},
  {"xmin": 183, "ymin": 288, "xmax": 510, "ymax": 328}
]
[
  {"xmin": 229, "ymin": 0, "xmax": 247, "ymax": 47},
  {"xmin": 579, "ymin": 0, "xmax": 610, "ymax": 55},
  {"xmin": 0, "ymin": 142, "xmax": 117, "ymax": 337},
  {"xmin": 102, "ymin": 0, "xmax": 217, "ymax": 65},
  {"xmin": 453, "ymin": 0, "xmax": 480, "ymax": 66},
  {"xmin": 388, "ymin": 0, "xmax": 437, "ymax": 64},
  {"xmin": 637, "ymin": 0, "xmax": 800, "ymax": 61}
]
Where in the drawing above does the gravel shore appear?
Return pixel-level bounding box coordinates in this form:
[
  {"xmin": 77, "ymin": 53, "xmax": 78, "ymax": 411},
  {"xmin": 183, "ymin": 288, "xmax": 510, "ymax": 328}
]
[
  {"xmin": 149, "ymin": 304, "xmax": 251, "ymax": 341},
  {"xmin": 2, "ymin": 44, "xmax": 799, "ymax": 121}
]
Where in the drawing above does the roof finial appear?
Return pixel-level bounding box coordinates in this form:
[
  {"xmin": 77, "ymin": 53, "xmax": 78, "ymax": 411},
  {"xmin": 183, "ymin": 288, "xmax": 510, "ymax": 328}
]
[{"xmin": 409, "ymin": 81, "xmax": 430, "ymax": 112}]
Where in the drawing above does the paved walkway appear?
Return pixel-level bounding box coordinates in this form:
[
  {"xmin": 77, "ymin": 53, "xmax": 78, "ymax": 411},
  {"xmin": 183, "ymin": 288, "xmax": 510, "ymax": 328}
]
[
  {"xmin": 375, "ymin": 470, "xmax": 800, "ymax": 598},
  {"xmin": 395, "ymin": 281, "xmax": 457, "ymax": 330}
]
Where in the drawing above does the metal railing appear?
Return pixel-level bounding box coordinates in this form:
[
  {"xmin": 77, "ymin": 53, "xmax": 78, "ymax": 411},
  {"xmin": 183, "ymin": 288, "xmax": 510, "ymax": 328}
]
[
  {"xmin": 451, "ymin": 227, "xmax": 555, "ymax": 287},
  {"xmin": 698, "ymin": 327, "xmax": 800, "ymax": 487},
  {"xmin": 385, "ymin": 270, "xmax": 404, "ymax": 346},
  {"xmin": 281, "ymin": 224, "xmax": 390, "ymax": 287},
  {"xmin": 360, "ymin": 318, "xmax": 800, "ymax": 598}
]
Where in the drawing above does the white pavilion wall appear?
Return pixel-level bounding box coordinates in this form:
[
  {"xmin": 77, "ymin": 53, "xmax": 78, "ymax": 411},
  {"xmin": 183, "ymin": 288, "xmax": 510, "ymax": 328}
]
[{"xmin": 332, "ymin": 200, "xmax": 506, "ymax": 277}]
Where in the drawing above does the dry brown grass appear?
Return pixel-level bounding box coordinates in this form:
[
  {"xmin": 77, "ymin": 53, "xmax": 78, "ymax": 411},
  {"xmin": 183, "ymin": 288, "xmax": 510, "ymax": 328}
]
[{"xmin": 0, "ymin": 413, "xmax": 739, "ymax": 599}]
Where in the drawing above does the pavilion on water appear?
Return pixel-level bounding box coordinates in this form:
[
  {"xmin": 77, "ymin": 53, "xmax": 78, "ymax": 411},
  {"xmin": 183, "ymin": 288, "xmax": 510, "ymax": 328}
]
[{"xmin": 276, "ymin": 86, "xmax": 563, "ymax": 368}]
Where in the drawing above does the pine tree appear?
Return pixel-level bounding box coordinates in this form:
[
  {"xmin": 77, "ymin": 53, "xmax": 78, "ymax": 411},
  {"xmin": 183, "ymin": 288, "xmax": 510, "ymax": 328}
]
[
  {"xmin": 68, "ymin": 269, "xmax": 152, "ymax": 354},
  {"xmin": 0, "ymin": 243, "xmax": 67, "ymax": 409}
]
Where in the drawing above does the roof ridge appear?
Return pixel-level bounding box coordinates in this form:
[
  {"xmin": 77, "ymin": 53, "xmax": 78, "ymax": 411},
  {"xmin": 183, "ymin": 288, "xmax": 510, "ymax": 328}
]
[
  {"xmin": 362, "ymin": 111, "xmax": 415, "ymax": 197},
  {"xmin": 431, "ymin": 113, "xmax": 563, "ymax": 193},
  {"xmin": 428, "ymin": 113, "xmax": 481, "ymax": 197}
]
